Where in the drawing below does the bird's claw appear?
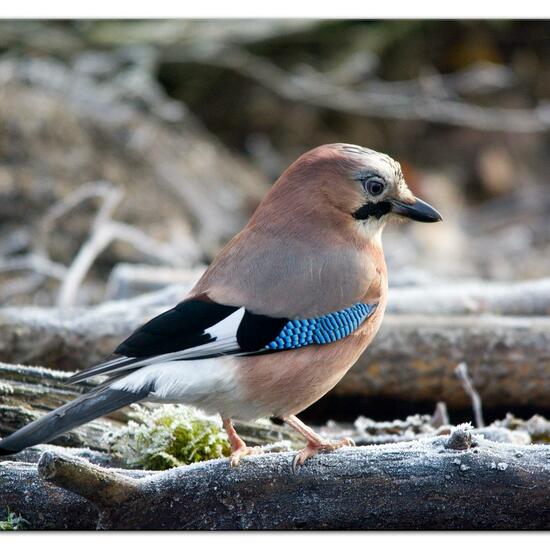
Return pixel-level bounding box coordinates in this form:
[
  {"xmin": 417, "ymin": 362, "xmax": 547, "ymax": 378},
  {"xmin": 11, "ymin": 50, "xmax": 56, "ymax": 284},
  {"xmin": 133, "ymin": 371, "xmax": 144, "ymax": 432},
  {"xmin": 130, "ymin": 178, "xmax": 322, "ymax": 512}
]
[
  {"xmin": 229, "ymin": 445, "xmax": 264, "ymax": 467},
  {"xmin": 292, "ymin": 437, "xmax": 355, "ymax": 472}
]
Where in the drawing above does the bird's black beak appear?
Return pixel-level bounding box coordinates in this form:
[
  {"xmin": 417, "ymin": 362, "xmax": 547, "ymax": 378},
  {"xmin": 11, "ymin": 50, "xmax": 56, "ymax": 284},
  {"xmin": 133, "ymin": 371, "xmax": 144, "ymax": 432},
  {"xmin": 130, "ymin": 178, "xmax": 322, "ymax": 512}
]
[{"xmin": 390, "ymin": 197, "xmax": 442, "ymax": 223}]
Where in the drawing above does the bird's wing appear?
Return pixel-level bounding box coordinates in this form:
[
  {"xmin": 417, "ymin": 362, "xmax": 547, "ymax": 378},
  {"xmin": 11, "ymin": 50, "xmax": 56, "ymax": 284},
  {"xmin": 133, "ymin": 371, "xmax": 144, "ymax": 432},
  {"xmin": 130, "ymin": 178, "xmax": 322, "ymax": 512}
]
[
  {"xmin": 67, "ymin": 298, "xmax": 377, "ymax": 384},
  {"xmin": 67, "ymin": 298, "xmax": 289, "ymax": 384}
]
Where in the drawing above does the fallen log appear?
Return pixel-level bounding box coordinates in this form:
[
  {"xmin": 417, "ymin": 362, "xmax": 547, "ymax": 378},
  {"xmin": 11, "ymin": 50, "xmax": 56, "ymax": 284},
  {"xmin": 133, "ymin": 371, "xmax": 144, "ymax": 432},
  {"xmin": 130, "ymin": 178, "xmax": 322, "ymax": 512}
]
[
  {"xmin": 0, "ymin": 285, "xmax": 188, "ymax": 370},
  {"xmin": 389, "ymin": 277, "xmax": 550, "ymax": 316},
  {"xmin": 341, "ymin": 314, "xmax": 550, "ymax": 408},
  {"xmin": 1, "ymin": 290, "xmax": 549, "ymax": 409},
  {"xmin": 31, "ymin": 428, "xmax": 550, "ymax": 529}
]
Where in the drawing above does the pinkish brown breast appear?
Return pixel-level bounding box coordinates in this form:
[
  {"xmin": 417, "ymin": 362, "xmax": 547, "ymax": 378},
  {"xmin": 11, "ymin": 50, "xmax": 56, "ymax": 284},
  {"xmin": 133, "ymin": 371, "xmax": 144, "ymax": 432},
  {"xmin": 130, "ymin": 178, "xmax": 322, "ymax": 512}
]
[{"xmin": 235, "ymin": 253, "xmax": 387, "ymax": 419}]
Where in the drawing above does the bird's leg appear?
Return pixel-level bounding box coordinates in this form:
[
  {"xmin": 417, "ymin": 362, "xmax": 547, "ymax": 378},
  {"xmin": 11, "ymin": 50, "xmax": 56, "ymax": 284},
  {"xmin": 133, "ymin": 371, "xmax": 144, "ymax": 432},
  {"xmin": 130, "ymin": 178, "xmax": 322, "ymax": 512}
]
[
  {"xmin": 222, "ymin": 417, "xmax": 264, "ymax": 467},
  {"xmin": 284, "ymin": 414, "xmax": 355, "ymax": 470}
]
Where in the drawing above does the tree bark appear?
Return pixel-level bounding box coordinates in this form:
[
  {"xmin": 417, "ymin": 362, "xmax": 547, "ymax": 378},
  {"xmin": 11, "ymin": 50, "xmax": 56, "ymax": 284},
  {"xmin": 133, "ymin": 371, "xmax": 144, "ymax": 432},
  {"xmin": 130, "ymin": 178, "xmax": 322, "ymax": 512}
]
[
  {"xmin": 0, "ymin": 459, "xmax": 99, "ymax": 529},
  {"xmin": 27, "ymin": 429, "xmax": 550, "ymax": 530}
]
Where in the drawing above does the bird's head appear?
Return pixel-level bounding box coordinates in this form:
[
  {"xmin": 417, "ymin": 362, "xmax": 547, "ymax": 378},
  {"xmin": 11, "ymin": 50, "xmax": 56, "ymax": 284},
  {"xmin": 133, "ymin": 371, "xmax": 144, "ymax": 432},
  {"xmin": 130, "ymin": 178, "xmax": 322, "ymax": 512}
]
[
  {"xmin": 313, "ymin": 144, "xmax": 442, "ymax": 238},
  {"xmin": 251, "ymin": 143, "xmax": 442, "ymax": 242}
]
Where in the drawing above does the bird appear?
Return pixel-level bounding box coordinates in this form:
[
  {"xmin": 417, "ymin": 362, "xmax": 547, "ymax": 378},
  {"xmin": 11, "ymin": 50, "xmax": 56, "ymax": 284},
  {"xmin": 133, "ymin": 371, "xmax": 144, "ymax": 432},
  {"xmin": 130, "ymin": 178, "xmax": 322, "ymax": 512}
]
[{"xmin": 0, "ymin": 143, "xmax": 441, "ymax": 468}]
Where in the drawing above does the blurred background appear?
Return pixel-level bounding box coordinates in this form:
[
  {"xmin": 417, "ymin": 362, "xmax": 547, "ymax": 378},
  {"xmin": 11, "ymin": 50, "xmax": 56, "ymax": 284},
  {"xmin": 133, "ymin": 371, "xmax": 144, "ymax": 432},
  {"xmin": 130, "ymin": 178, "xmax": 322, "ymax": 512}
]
[{"xmin": 1, "ymin": 19, "xmax": 549, "ymax": 427}]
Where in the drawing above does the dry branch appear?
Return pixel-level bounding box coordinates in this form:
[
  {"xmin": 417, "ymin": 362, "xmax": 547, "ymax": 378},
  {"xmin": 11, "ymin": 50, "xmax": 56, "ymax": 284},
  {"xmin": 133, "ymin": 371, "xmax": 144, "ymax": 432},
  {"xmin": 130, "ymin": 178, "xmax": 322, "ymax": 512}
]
[
  {"xmin": 455, "ymin": 363, "xmax": 485, "ymax": 428},
  {"xmin": 38, "ymin": 451, "xmax": 139, "ymax": 509},
  {"xmin": 56, "ymin": 182, "xmax": 124, "ymax": 308},
  {"xmin": 51, "ymin": 181, "xmax": 192, "ymax": 308},
  {"xmin": 0, "ymin": 447, "xmax": 150, "ymax": 529},
  {"xmin": 0, "ymin": 181, "xmax": 195, "ymax": 307},
  {"xmin": 388, "ymin": 278, "xmax": 550, "ymax": 316},
  {"xmin": 30, "ymin": 430, "xmax": 550, "ymax": 529},
  {"xmin": 0, "ymin": 459, "xmax": 99, "ymax": 529}
]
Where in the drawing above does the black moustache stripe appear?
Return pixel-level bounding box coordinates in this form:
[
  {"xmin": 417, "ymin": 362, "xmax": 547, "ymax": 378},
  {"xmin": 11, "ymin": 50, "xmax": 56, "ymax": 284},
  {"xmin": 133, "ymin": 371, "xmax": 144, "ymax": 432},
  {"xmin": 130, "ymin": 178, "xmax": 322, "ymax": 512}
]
[{"xmin": 353, "ymin": 201, "xmax": 392, "ymax": 220}]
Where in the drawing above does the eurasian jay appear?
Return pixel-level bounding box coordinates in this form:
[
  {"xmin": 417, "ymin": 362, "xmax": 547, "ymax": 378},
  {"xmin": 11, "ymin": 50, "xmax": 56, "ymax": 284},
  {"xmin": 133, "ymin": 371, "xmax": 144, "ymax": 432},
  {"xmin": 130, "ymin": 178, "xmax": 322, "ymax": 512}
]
[{"xmin": 0, "ymin": 144, "xmax": 441, "ymax": 468}]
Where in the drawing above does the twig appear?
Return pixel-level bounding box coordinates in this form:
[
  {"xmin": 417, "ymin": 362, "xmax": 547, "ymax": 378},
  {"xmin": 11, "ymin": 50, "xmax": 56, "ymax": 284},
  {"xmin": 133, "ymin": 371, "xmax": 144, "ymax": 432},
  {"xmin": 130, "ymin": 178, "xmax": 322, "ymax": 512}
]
[
  {"xmin": 359, "ymin": 61, "xmax": 516, "ymax": 99},
  {"xmin": 0, "ymin": 273, "xmax": 46, "ymax": 303},
  {"xmin": 56, "ymin": 183, "xmax": 124, "ymax": 308},
  {"xmin": 53, "ymin": 182, "xmax": 189, "ymax": 308},
  {"xmin": 431, "ymin": 401, "xmax": 450, "ymax": 428},
  {"xmin": 455, "ymin": 362, "xmax": 485, "ymax": 428},
  {"xmin": 0, "ymin": 178, "xmax": 195, "ymax": 306},
  {"xmin": 0, "ymin": 253, "xmax": 67, "ymax": 303},
  {"xmin": 36, "ymin": 181, "xmax": 118, "ymax": 258},
  {"xmin": 108, "ymin": 222, "xmax": 185, "ymax": 266},
  {"xmin": 0, "ymin": 183, "xmax": 114, "ymax": 305},
  {"xmin": 0, "ymin": 254, "xmax": 66, "ymax": 280},
  {"xmin": 38, "ymin": 451, "xmax": 139, "ymax": 509}
]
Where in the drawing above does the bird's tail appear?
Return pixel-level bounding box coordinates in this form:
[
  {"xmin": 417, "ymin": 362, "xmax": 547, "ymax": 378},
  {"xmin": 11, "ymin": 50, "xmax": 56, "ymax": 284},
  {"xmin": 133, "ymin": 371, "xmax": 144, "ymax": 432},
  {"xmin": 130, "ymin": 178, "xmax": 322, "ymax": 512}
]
[{"xmin": 0, "ymin": 386, "xmax": 147, "ymax": 456}]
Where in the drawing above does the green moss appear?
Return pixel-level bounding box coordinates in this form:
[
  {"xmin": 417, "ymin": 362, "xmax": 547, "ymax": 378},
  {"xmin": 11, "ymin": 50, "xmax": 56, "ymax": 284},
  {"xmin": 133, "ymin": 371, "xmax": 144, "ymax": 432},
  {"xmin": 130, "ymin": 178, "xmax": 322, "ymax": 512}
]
[
  {"xmin": 0, "ymin": 509, "xmax": 28, "ymax": 531},
  {"xmin": 108, "ymin": 404, "xmax": 231, "ymax": 470}
]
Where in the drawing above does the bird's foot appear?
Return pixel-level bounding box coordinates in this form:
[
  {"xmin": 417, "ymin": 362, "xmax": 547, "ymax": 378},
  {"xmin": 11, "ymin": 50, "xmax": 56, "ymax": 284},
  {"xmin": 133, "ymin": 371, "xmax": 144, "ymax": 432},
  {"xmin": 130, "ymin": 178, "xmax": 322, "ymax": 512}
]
[
  {"xmin": 292, "ymin": 437, "xmax": 355, "ymax": 471},
  {"xmin": 229, "ymin": 445, "xmax": 264, "ymax": 468}
]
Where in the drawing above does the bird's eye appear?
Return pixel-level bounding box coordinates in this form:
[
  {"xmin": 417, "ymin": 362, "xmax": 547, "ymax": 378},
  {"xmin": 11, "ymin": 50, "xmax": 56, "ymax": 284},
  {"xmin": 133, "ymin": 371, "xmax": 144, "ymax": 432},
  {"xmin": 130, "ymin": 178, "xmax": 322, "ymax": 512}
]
[{"xmin": 363, "ymin": 177, "xmax": 385, "ymax": 196}]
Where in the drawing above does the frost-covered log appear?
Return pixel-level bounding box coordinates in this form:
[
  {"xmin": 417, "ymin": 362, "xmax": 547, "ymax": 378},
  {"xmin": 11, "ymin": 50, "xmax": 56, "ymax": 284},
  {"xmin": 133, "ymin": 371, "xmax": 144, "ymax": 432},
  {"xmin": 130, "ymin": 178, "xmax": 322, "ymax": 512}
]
[
  {"xmin": 32, "ymin": 429, "xmax": 550, "ymax": 529},
  {"xmin": 1, "ymin": 287, "xmax": 550, "ymax": 408},
  {"xmin": 389, "ymin": 277, "xmax": 550, "ymax": 315},
  {"xmin": 0, "ymin": 360, "xmax": 536, "ymax": 456},
  {"xmin": 0, "ymin": 446, "xmax": 150, "ymax": 529}
]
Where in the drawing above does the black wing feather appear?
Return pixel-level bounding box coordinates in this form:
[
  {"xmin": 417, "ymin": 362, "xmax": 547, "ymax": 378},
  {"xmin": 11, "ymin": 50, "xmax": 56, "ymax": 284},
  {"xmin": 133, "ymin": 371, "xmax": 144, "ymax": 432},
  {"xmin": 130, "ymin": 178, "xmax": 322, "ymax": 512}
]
[
  {"xmin": 115, "ymin": 299, "xmax": 238, "ymax": 357},
  {"xmin": 236, "ymin": 311, "xmax": 288, "ymax": 352}
]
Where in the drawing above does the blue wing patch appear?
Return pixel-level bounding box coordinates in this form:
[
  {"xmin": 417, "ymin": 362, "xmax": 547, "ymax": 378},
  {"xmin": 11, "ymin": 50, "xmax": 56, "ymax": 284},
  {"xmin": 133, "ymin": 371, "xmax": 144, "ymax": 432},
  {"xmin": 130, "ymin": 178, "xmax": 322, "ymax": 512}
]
[{"xmin": 265, "ymin": 302, "xmax": 376, "ymax": 350}]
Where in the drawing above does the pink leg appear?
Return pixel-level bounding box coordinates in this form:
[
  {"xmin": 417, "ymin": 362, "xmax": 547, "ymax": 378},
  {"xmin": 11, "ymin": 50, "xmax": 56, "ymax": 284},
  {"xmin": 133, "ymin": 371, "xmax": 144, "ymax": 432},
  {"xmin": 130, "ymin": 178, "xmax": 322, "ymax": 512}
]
[
  {"xmin": 284, "ymin": 415, "xmax": 355, "ymax": 471},
  {"xmin": 222, "ymin": 417, "xmax": 264, "ymax": 467}
]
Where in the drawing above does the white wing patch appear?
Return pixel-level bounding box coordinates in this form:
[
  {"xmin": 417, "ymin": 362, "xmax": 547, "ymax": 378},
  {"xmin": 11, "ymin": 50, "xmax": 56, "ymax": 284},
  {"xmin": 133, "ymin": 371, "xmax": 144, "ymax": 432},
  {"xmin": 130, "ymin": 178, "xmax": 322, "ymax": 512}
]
[{"xmin": 159, "ymin": 306, "xmax": 246, "ymax": 359}]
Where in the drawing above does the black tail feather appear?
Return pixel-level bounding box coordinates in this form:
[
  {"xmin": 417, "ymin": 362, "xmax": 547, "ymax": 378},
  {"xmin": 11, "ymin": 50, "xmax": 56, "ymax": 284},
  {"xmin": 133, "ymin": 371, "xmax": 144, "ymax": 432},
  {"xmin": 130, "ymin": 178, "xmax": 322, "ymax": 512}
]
[{"xmin": 0, "ymin": 387, "xmax": 148, "ymax": 456}]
